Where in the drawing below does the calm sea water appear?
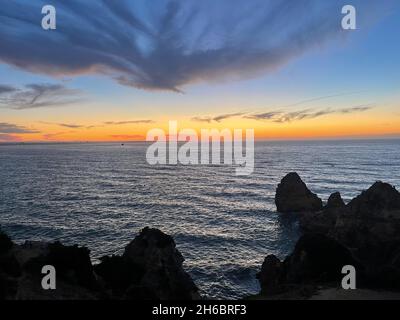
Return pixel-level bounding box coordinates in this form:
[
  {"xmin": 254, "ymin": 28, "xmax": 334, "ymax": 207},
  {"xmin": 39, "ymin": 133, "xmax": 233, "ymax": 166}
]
[{"xmin": 0, "ymin": 140, "xmax": 399, "ymax": 299}]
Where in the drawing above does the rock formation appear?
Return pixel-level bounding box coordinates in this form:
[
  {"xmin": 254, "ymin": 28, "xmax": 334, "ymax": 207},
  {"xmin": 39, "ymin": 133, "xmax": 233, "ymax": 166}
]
[
  {"xmin": 0, "ymin": 230, "xmax": 19, "ymax": 300},
  {"xmin": 95, "ymin": 227, "xmax": 200, "ymax": 300},
  {"xmin": 299, "ymin": 181, "xmax": 400, "ymax": 289},
  {"xmin": 325, "ymin": 192, "xmax": 345, "ymax": 209},
  {"xmin": 257, "ymin": 255, "xmax": 282, "ymax": 295},
  {"xmin": 0, "ymin": 238, "xmax": 102, "ymax": 300},
  {"xmin": 330, "ymin": 182, "xmax": 400, "ymax": 289},
  {"xmin": 258, "ymin": 176, "xmax": 400, "ymax": 298},
  {"xmin": 275, "ymin": 172, "xmax": 323, "ymax": 213},
  {"xmin": 0, "ymin": 227, "xmax": 199, "ymax": 300},
  {"xmin": 299, "ymin": 192, "xmax": 346, "ymax": 235},
  {"xmin": 333, "ymin": 182, "xmax": 400, "ymax": 246},
  {"xmin": 257, "ymin": 233, "xmax": 362, "ymax": 297}
]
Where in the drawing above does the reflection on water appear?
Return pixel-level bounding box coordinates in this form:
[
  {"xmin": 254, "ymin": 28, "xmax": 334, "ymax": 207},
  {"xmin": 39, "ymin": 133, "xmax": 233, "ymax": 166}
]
[{"xmin": 0, "ymin": 140, "xmax": 399, "ymax": 299}]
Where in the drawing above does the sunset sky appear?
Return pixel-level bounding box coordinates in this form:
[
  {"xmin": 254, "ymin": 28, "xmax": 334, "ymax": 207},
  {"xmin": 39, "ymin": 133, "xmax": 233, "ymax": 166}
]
[{"xmin": 0, "ymin": 0, "xmax": 399, "ymax": 142}]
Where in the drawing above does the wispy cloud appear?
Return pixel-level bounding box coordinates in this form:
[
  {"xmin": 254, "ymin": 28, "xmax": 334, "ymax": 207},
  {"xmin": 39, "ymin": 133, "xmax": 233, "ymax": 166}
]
[
  {"xmin": 191, "ymin": 116, "xmax": 213, "ymax": 123},
  {"xmin": 0, "ymin": 134, "xmax": 21, "ymax": 142},
  {"xmin": 245, "ymin": 105, "xmax": 374, "ymax": 123},
  {"xmin": 339, "ymin": 106, "xmax": 373, "ymax": 114},
  {"xmin": 0, "ymin": 122, "xmax": 39, "ymax": 142},
  {"xmin": 213, "ymin": 112, "xmax": 246, "ymax": 122},
  {"xmin": 104, "ymin": 120, "xmax": 155, "ymax": 125},
  {"xmin": 38, "ymin": 119, "xmax": 153, "ymax": 129},
  {"xmin": 242, "ymin": 111, "xmax": 281, "ymax": 121},
  {"xmin": 0, "ymin": 0, "xmax": 384, "ymax": 92},
  {"xmin": 110, "ymin": 134, "xmax": 145, "ymax": 140},
  {"xmin": 277, "ymin": 91, "xmax": 367, "ymax": 110},
  {"xmin": 191, "ymin": 112, "xmax": 245, "ymax": 123},
  {"xmin": 42, "ymin": 131, "xmax": 71, "ymax": 140},
  {"xmin": 0, "ymin": 83, "xmax": 84, "ymax": 109},
  {"xmin": 57, "ymin": 123, "xmax": 86, "ymax": 129},
  {"xmin": 39, "ymin": 121, "xmax": 100, "ymax": 129},
  {"xmin": 0, "ymin": 122, "xmax": 39, "ymax": 134},
  {"xmin": 192, "ymin": 100, "xmax": 375, "ymax": 124}
]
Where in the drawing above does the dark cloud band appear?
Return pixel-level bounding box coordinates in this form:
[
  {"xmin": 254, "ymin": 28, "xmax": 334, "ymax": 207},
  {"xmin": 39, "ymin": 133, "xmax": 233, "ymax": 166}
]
[{"xmin": 0, "ymin": 0, "xmax": 382, "ymax": 92}]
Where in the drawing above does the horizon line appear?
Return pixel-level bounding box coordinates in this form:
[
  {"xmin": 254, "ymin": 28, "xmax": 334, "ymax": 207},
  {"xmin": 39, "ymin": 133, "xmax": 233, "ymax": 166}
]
[{"xmin": 1, "ymin": 136, "xmax": 400, "ymax": 145}]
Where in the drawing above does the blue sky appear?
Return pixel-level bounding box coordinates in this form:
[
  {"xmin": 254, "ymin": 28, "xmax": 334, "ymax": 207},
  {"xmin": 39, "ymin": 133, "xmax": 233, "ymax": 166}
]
[{"xmin": 0, "ymin": 0, "xmax": 399, "ymax": 141}]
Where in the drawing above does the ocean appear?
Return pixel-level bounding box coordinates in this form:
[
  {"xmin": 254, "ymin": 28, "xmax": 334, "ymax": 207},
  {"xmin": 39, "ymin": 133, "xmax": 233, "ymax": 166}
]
[{"xmin": 0, "ymin": 140, "xmax": 399, "ymax": 299}]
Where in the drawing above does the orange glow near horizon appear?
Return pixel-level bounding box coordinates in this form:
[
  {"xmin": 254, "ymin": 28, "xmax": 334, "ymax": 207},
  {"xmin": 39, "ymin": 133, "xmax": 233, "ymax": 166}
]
[{"xmin": 6, "ymin": 111, "xmax": 400, "ymax": 142}]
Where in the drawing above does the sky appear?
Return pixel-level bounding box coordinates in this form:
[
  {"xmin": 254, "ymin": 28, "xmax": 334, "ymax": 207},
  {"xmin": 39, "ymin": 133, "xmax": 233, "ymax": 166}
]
[{"xmin": 0, "ymin": 0, "xmax": 399, "ymax": 142}]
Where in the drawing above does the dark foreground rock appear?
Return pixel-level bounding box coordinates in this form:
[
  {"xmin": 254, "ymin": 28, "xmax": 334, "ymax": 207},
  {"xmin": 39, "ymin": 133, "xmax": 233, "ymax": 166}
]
[
  {"xmin": 257, "ymin": 233, "xmax": 362, "ymax": 297},
  {"xmin": 258, "ymin": 175, "xmax": 400, "ymax": 299},
  {"xmin": 325, "ymin": 192, "xmax": 345, "ymax": 209},
  {"xmin": 95, "ymin": 227, "xmax": 200, "ymax": 300},
  {"xmin": 0, "ymin": 227, "xmax": 199, "ymax": 300},
  {"xmin": 275, "ymin": 172, "xmax": 323, "ymax": 213},
  {"xmin": 298, "ymin": 181, "xmax": 400, "ymax": 289},
  {"xmin": 334, "ymin": 182, "xmax": 400, "ymax": 247},
  {"xmin": 299, "ymin": 192, "xmax": 346, "ymax": 235},
  {"xmin": 331, "ymin": 182, "xmax": 400, "ymax": 289},
  {"xmin": 15, "ymin": 241, "xmax": 100, "ymax": 300}
]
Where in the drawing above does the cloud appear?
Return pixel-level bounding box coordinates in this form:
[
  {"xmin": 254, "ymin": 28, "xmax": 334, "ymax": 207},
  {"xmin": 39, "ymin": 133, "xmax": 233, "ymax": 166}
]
[
  {"xmin": 0, "ymin": 85, "xmax": 17, "ymax": 95},
  {"xmin": 0, "ymin": 0, "xmax": 385, "ymax": 92},
  {"xmin": 110, "ymin": 134, "xmax": 145, "ymax": 140},
  {"xmin": 104, "ymin": 120, "xmax": 154, "ymax": 125},
  {"xmin": 42, "ymin": 131, "xmax": 76, "ymax": 140},
  {"xmin": 39, "ymin": 120, "xmax": 154, "ymax": 129},
  {"xmin": 246, "ymin": 105, "xmax": 374, "ymax": 123},
  {"xmin": 57, "ymin": 123, "xmax": 85, "ymax": 129},
  {"xmin": 191, "ymin": 112, "xmax": 244, "ymax": 123},
  {"xmin": 0, "ymin": 122, "xmax": 39, "ymax": 134},
  {"xmin": 0, "ymin": 83, "xmax": 84, "ymax": 109},
  {"xmin": 191, "ymin": 116, "xmax": 213, "ymax": 123},
  {"xmin": 0, "ymin": 122, "xmax": 39, "ymax": 142},
  {"xmin": 277, "ymin": 91, "xmax": 366, "ymax": 109},
  {"xmin": 39, "ymin": 121, "xmax": 100, "ymax": 129},
  {"xmin": 339, "ymin": 106, "xmax": 373, "ymax": 114},
  {"xmin": 0, "ymin": 134, "xmax": 22, "ymax": 142},
  {"xmin": 243, "ymin": 111, "xmax": 282, "ymax": 121},
  {"xmin": 213, "ymin": 112, "xmax": 246, "ymax": 122}
]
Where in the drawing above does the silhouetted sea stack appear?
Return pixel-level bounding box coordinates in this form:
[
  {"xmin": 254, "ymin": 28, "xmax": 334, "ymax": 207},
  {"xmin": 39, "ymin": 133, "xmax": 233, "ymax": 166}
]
[
  {"xmin": 0, "ymin": 227, "xmax": 200, "ymax": 300},
  {"xmin": 275, "ymin": 172, "xmax": 323, "ymax": 213}
]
